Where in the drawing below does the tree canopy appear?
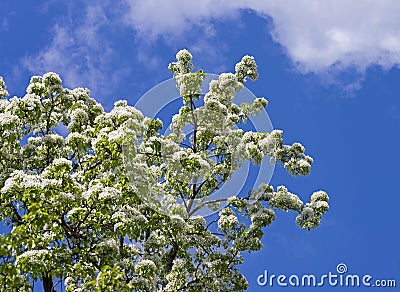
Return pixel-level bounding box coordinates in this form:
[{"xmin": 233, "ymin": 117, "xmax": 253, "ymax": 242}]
[{"xmin": 0, "ymin": 50, "xmax": 329, "ymax": 291}]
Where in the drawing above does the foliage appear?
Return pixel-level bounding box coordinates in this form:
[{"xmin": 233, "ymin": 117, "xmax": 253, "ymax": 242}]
[{"xmin": 0, "ymin": 50, "xmax": 328, "ymax": 291}]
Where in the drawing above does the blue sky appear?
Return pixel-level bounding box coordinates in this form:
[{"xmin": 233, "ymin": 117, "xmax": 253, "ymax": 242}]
[{"xmin": 1, "ymin": 1, "xmax": 400, "ymax": 291}]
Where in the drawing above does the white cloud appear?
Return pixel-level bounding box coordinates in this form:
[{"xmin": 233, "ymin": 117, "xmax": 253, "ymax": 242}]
[
  {"xmin": 122, "ymin": 0, "xmax": 400, "ymax": 73},
  {"xmin": 121, "ymin": 0, "xmax": 242, "ymax": 40},
  {"xmin": 251, "ymin": 0, "xmax": 400, "ymax": 73},
  {"xmin": 22, "ymin": 4, "xmax": 126, "ymax": 97},
  {"xmin": 22, "ymin": 0, "xmax": 400, "ymax": 98}
]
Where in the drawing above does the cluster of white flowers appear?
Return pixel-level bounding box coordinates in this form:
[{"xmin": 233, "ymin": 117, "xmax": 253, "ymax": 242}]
[
  {"xmin": 197, "ymin": 105, "xmax": 232, "ymax": 136},
  {"xmin": 66, "ymin": 207, "xmax": 87, "ymax": 220},
  {"xmin": 250, "ymin": 207, "xmax": 276, "ymax": 228},
  {"xmin": 175, "ymin": 71, "xmax": 206, "ymax": 99},
  {"xmin": 43, "ymin": 72, "xmax": 62, "ymax": 86},
  {"xmin": 24, "ymin": 72, "xmax": 62, "ymax": 97},
  {"xmin": 107, "ymin": 127, "xmax": 126, "ymax": 143},
  {"xmin": 96, "ymin": 239, "xmax": 119, "ymax": 251},
  {"xmin": 176, "ymin": 49, "xmax": 192, "ymax": 64},
  {"xmin": 313, "ymin": 200, "xmax": 329, "ymax": 213},
  {"xmin": 234, "ymin": 233, "xmax": 263, "ymax": 251},
  {"xmin": 0, "ymin": 76, "xmax": 8, "ymax": 98},
  {"xmin": 15, "ymin": 249, "xmax": 49, "ymax": 267},
  {"xmin": 225, "ymin": 131, "xmax": 263, "ymax": 165},
  {"xmin": 51, "ymin": 158, "xmax": 72, "ymax": 170},
  {"xmin": 57, "ymin": 192, "xmax": 76, "ymax": 201},
  {"xmin": 218, "ymin": 208, "xmax": 239, "ymax": 230},
  {"xmin": 0, "ymin": 112, "xmax": 20, "ymax": 129},
  {"xmin": 259, "ymin": 130, "xmax": 283, "ymax": 159},
  {"xmin": 113, "ymin": 222, "xmax": 124, "ymax": 232},
  {"xmin": 204, "ymin": 73, "xmax": 243, "ymax": 110},
  {"xmin": 269, "ymin": 186, "xmax": 303, "ymax": 212},
  {"xmin": 0, "ymin": 99, "xmax": 8, "ymax": 112},
  {"xmin": 26, "ymin": 80, "xmax": 46, "ymax": 96},
  {"xmin": 69, "ymin": 106, "xmax": 89, "ymax": 130},
  {"xmin": 188, "ymin": 215, "xmax": 206, "ymax": 228},
  {"xmin": 82, "ymin": 183, "xmax": 103, "ymax": 200},
  {"xmin": 1, "ymin": 170, "xmax": 23, "ymax": 193},
  {"xmin": 66, "ymin": 131, "xmax": 89, "ymax": 146},
  {"xmin": 168, "ymin": 49, "xmax": 194, "ymax": 76},
  {"xmin": 170, "ymin": 215, "xmax": 187, "ymax": 230},
  {"xmin": 208, "ymin": 73, "xmax": 243, "ymax": 105},
  {"xmin": 226, "ymin": 196, "xmax": 248, "ymax": 213},
  {"xmin": 135, "ymin": 259, "xmax": 156, "ymax": 277},
  {"xmin": 169, "ymin": 112, "xmax": 190, "ymax": 138},
  {"xmin": 249, "ymin": 183, "xmax": 275, "ymax": 201},
  {"xmin": 311, "ymin": 190, "xmax": 329, "ymax": 203},
  {"xmin": 109, "ymin": 101, "xmax": 143, "ymax": 126},
  {"xmin": 64, "ymin": 276, "xmax": 74, "ymax": 288},
  {"xmin": 245, "ymin": 141, "xmax": 262, "ymax": 164},
  {"xmin": 125, "ymin": 243, "xmax": 141, "ymax": 255},
  {"xmin": 44, "ymin": 132, "xmax": 65, "ymax": 144},
  {"xmin": 295, "ymin": 206, "xmax": 317, "ymax": 229},
  {"xmin": 296, "ymin": 191, "xmax": 329, "ymax": 229},
  {"xmin": 71, "ymin": 87, "xmax": 90, "ymax": 100},
  {"xmin": 98, "ymin": 186, "xmax": 122, "ymax": 200},
  {"xmin": 143, "ymin": 231, "xmax": 167, "ymax": 249},
  {"xmin": 239, "ymin": 97, "xmax": 268, "ymax": 118},
  {"xmin": 0, "ymin": 112, "xmax": 20, "ymax": 143},
  {"xmin": 166, "ymin": 149, "xmax": 211, "ymax": 186},
  {"xmin": 111, "ymin": 211, "xmax": 127, "ymax": 221},
  {"xmin": 20, "ymin": 94, "xmax": 40, "ymax": 111},
  {"xmin": 165, "ymin": 258, "xmax": 189, "ymax": 291},
  {"xmin": 91, "ymin": 127, "xmax": 110, "ymax": 150},
  {"xmin": 258, "ymin": 130, "xmax": 314, "ymax": 176},
  {"xmin": 148, "ymin": 165, "xmax": 162, "ymax": 179},
  {"xmin": 235, "ymin": 55, "xmax": 259, "ymax": 83},
  {"xmin": 25, "ymin": 134, "xmax": 64, "ymax": 153},
  {"xmin": 279, "ymin": 146, "xmax": 313, "ymax": 176},
  {"xmin": 41, "ymin": 226, "xmax": 57, "ymax": 241},
  {"xmin": 1, "ymin": 170, "xmax": 61, "ymax": 195}
]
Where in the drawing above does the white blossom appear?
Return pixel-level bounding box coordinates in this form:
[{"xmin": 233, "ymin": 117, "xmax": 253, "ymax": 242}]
[
  {"xmin": 176, "ymin": 49, "xmax": 192, "ymax": 63},
  {"xmin": 26, "ymin": 81, "xmax": 45, "ymax": 95},
  {"xmin": 15, "ymin": 250, "xmax": 49, "ymax": 266},
  {"xmin": 0, "ymin": 113, "xmax": 20, "ymax": 129},
  {"xmin": 218, "ymin": 213, "xmax": 239, "ymax": 230},
  {"xmin": 235, "ymin": 55, "xmax": 259, "ymax": 82},
  {"xmin": 135, "ymin": 259, "xmax": 156, "ymax": 276},
  {"xmin": 51, "ymin": 158, "xmax": 72, "ymax": 169},
  {"xmin": 98, "ymin": 187, "xmax": 121, "ymax": 200},
  {"xmin": 96, "ymin": 239, "xmax": 119, "ymax": 250},
  {"xmin": 0, "ymin": 76, "xmax": 8, "ymax": 97},
  {"xmin": 108, "ymin": 128, "xmax": 125, "ymax": 142},
  {"xmin": 66, "ymin": 132, "xmax": 89, "ymax": 146},
  {"xmin": 311, "ymin": 191, "xmax": 329, "ymax": 203},
  {"xmin": 269, "ymin": 186, "xmax": 303, "ymax": 212},
  {"xmin": 66, "ymin": 207, "xmax": 86, "ymax": 219},
  {"xmin": 111, "ymin": 211, "xmax": 127, "ymax": 220}
]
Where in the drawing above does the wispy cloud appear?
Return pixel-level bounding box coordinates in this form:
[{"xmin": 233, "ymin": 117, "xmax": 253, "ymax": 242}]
[
  {"xmin": 121, "ymin": 0, "xmax": 242, "ymax": 41},
  {"xmin": 21, "ymin": 3, "xmax": 127, "ymax": 99}
]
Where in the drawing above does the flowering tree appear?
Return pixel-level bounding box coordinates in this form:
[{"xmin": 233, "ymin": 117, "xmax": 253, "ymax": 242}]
[{"xmin": 0, "ymin": 51, "xmax": 329, "ymax": 291}]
